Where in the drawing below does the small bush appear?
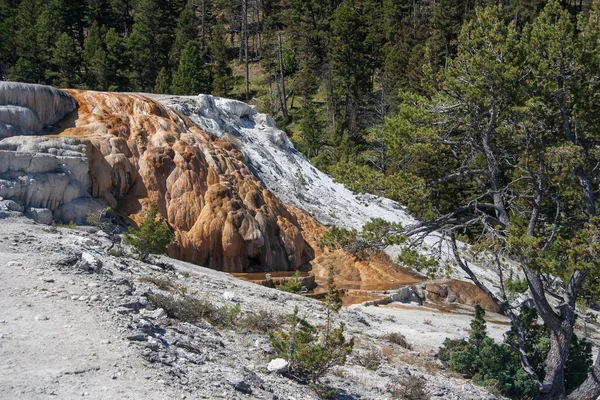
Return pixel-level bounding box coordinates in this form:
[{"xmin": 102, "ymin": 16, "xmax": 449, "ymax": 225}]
[
  {"xmin": 219, "ymin": 303, "xmax": 242, "ymax": 328},
  {"xmin": 276, "ymin": 271, "xmax": 303, "ymax": 294},
  {"xmin": 108, "ymin": 245, "xmax": 125, "ymax": 257},
  {"xmin": 382, "ymin": 345, "xmax": 394, "ymax": 361},
  {"xmin": 148, "ymin": 293, "xmax": 217, "ymax": 324},
  {"xmin": 268, "ymin": 306, "xmax": 354, "ymax": 383},
  {"xmin": 384, "ymin": 332, "xmax": 412, "ymax": 350},
  {"xmin": 357, "ymin": 347, "xmax": 382, "ymax": 371},
  {"xmin": 124, "ymin": 204, "xmax": 173, "ymax": 262},
  {"xmin": 268, "ymin": 265, "xmax": 353, "ymax": 384},
  {"xmin": 240, "ymin": 310, "xmax": 282, "ymax": 333},
  {"xmin": 148, "ymin": 293, "xmax": 247, "ymax": 329},
  {"xmin": 389, "ymin": 375, "xmax": 430, "ymax": 400},
  {"xmin": 139, "ymin": 276, "xmax": 175, "ymax": 291}
]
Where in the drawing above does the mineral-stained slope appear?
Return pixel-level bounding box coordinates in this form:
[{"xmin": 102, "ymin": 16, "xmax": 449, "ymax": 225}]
[{"xmin": 0, "ymin": 84, "xmax": 313, "ymax": 273}]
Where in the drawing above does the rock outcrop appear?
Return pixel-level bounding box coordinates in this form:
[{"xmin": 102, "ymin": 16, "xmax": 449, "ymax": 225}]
[
  {"xmin": 0, "ymin": 81, "xmax": 77, "ymax": 137},
  {"xmin": 0, "ymin": 83, "xmax": 313, "ymax": 273}
]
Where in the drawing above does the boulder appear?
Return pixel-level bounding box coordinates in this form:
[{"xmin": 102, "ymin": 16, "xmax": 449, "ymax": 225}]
[
  {"xmin": 0, "ymin": 82, "xmax": 77, "ymax": 137},
  {"xmin": 26, "ymin": 207, "xmax": 53, "ymax": 225}
]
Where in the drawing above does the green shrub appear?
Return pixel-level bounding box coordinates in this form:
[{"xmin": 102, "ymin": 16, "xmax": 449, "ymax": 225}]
[
  {"xmin": 357, "ymin": 347, "xmax": 382, "ymax": 370},
  {"xmin": 276, "ymin": 271, "xmax": 303, "ymax": 294},
  {"xmin": 438, "ymin": 305, "xmax": 593, "ymax": 399},
  {"xmin": 148, "ymin": 293, "xmax": 217, "ymax": 323},
  {"xmin": 219, "ymin": 303, "xmax": 242, "ymax": 328},
  {"xmin": 124, "ymin": 204, "xmax": 173, "ymax": 262},
  {"xmin": 268, "ymin": 265, "xmax": 353, "ymax": 383},
  {"xmin": 268, "ymin": 306, "xmax": 354, "ymax": 383}
]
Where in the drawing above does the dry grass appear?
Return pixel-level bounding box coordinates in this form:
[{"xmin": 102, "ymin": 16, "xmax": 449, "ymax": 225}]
[
  {"xmin": 399, "ymin": 354, "xmax": 441, "ymax": 375},
  {"xmin": 139, "ymin": 276, "xmax": 176, "ymax": 291},
  {"xmin": 382, "ymin": 345, "xmax": 394, "ymax": 362},
  {"xmin": 388, "ymin": 375, "xmax": 430, "ymax": 400},
  {"xmin": 383, "ymin": 332, "xmax": 412, "ymax": 350},
  {"xmin": 239, "ymin": 310, "xmax": 282, "ymax": 333}
]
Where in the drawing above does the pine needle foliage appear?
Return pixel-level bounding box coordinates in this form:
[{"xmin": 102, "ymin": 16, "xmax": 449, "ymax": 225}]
[{"xmin": 124, "ymin": 204, "xmax": 173, "ymax": 262}]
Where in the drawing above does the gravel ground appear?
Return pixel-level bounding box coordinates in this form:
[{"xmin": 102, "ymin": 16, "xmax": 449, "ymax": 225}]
[{"xmin": 0, "ymin": 214, "xmax": 506, "ymax": 400}]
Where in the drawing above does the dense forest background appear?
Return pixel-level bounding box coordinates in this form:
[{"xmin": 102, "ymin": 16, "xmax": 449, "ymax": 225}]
[{"xmin": 0, "ymin": 0, "xmax": 593, "ymax": 199}]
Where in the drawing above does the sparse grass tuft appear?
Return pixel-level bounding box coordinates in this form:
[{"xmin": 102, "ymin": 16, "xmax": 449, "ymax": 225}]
[
  {"xmin": 139, "ymin": 276, "xmax": 176, "ymax": 291},
  {"xmin": 384, "ymin": 332, "xmax": 412, "ymax": 350},
  {"xmin": 148, "ymin": 293, "xmax": 217, "ymax": 324},
  {"xmin": 147, "ymin": 292, "xmax": 244, "ymax": 329},
  {"xmin": 399, "ymin": 354, "xmax": 441, "ymax": 375},
  {"xmin": 382, "ymin": 345, "xmax": 394, "ymax": 362},
  {"xmin": 357, "ymin": 347, "xmax": 383, "ymax": 371},
  {"xmin": 388, "ymin": 375, "xmax": 430, "ymax": 400},
  {"xmin": 239, "ymin": 310, "xmax": 282, "ymax": 333}
]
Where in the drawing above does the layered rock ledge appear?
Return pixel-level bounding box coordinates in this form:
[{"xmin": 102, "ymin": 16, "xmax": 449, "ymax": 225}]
[{"xmin": 0, "ymin": 84, "xmax": 313, "ymax": 273}]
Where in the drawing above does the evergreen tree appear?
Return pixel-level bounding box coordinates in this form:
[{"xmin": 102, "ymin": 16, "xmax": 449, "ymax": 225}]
[
  {"xmin": 83, "ymin": 22, "xmax": 108, "ymax": 89},
  {"xmin": 104, "ymin": 28, "xmax": 129, "ymax": 91},
  {"xmin": 154, "ymin": 66, "xmax": 171, "ymax": 94},
  {"xmin": 171, "ymin": 41, "xmax": 210, "ymax": 95},
  {"xmin": 209, "ymin": 18, "xmax": 233, "ymax": 97},
  {"xmin": 127, "ymin": 0, "xmax": 163, "ymax": 91},
  {"xmin": 8, "ymin": 0, "xmax": 45, "ymax": 83},
  {"xmin": 170, "ymin": 1, "xmax": 197, "ymax": 67},
  {"xmin": 329, "ymin": 2, "xmax": 371, "ymax": 141},
  {"xmin": 50, "ymin": 32, "xmax": 80, "ymax": 88},
  {"xmin": 0, "ymin": 0, "xmax": 18, "ymax": 79}
]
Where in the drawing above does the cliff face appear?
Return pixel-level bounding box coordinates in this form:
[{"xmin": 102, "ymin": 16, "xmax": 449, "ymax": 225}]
[
  {"xmin": 0, "ymin": 84, "xmax": 313, "ymax": 273},
  {"xmin": 0, "ymin": 83, "xmax": 421, "ymax": 288}
]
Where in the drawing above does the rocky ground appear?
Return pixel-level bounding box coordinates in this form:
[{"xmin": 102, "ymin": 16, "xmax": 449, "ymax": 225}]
[{"xmin": 0, "ymin": 214, "xmax": 506, "ymax": 400}]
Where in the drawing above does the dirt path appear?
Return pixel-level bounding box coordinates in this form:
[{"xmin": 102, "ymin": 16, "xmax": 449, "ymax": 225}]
[{"xmin": 0, "ymin": 221, "xmax": 182, "ymax": 399}]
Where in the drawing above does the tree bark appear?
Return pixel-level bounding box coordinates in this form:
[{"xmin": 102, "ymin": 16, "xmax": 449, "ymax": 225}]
[{"xmin": 480, "ymin": 107, "xmax": 511, "ymax": 226}]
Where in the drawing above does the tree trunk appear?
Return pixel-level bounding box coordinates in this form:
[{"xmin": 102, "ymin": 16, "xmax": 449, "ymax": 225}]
[
  {"xmin": 278, "ymin": 32, "xmax": 288, "ymax": 122},
  {"xmin": 480, "ymin": 107, "xmax": 510, "ymax": 226},
  {"xmin": 568, "ymin": 351, "xmax": 600, "ymax": 399},
  {"xmin": 536, "ymin": 326, "xmax": 571, "ymax": 400}
]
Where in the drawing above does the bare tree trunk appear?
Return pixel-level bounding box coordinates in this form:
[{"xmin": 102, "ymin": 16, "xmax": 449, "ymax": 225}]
[{"xmin": 278, "ymin": 32, "xmax": 288, "ymax": 121}]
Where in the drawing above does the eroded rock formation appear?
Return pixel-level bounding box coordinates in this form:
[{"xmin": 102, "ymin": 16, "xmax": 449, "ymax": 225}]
[
  {"xmin": 0, "ymin": 84, "xmax": 313, "ymax": 273},
  {"xmin": 0, "ymin": 82, "xmax": 77, "ymax": 137}
]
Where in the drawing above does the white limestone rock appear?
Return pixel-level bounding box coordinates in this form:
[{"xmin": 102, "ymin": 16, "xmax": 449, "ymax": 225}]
[
  {"xmin": 0, "ymin": 82, "xmax": 77, "ymax": 137},
  {"xmin": 267, "ymin": 358, "xmax": 288, "ymax": 374}
]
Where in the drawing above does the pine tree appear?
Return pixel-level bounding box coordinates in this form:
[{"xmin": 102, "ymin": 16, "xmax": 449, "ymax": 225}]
[
  {"xmin": 50, "ymin": 32, "xmax": 80, "ymax": 88},
  {"xmin": 329, "ymin": 2, "xmax": 371, "ymax": 141},
  {"xmin": 127, "ymin": 0, "xmax": 162, "ymax": 91},
  {"xmin": 0, "ymin": 0, "xmax": 18, "ymax": 79},
  {"xmin": 8, "ymin": 0, "xmax": 49, "ymax": 83},
  {"xmin": 154, "ymin": 66, "xmax": 171, "ymax": 94},
  {"xmin": 169, "ymin": 2, "xmax": 197, "ymax": 67},
  {"xmin": 104, "ymin": 28, "xmax": 128, "ymax": 91},
  {"xmin": 83, "ymin": 22, "xmax": 108, "ymax": 89},
  {"xmin": 209, "ymin": 18, "xmax": 233, "ymax": 97},
  {"xmin": 171, "ymin": 41, "xmax": 210, "ymax": 95}
]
